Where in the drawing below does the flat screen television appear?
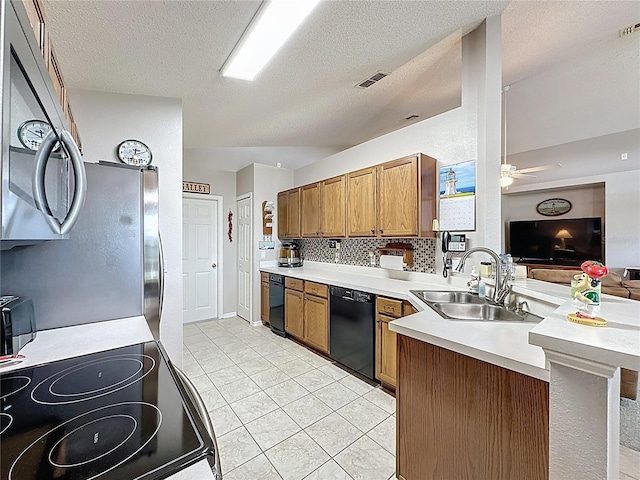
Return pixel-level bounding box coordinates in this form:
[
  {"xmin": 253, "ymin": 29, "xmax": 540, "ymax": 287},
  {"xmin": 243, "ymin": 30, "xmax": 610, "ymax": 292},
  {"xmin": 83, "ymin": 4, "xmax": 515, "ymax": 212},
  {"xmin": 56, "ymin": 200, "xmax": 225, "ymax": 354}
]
[{"xmin": 508, "ymin": 217, "xmax": 603, "ymax": 265}]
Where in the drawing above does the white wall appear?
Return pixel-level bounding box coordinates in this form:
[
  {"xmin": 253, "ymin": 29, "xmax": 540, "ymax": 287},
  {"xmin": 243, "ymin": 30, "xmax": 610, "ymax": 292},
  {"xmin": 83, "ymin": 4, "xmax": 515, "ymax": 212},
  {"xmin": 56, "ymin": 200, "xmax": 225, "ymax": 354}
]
[
  {"xmin": 294, "ymin": 18, "xmax": 504, "ymax": 272},
  {"xmin": 69, "ymin": 88, "xmax": 184, "ymax": 365},
  {"xmin": 236, "ymin": 164, "xmax": 294, "ymax": 323},
  {"xmin": 182, "ymin": 155, "xmax": 237, "ymax": 316}
]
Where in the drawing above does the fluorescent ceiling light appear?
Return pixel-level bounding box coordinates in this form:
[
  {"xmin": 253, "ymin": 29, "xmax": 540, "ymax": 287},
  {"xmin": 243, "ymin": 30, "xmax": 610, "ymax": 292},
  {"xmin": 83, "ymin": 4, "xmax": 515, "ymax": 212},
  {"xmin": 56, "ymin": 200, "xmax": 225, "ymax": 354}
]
[{"xmin": 221, "ymin": 0, "xmax": 321, "ymax": 81}]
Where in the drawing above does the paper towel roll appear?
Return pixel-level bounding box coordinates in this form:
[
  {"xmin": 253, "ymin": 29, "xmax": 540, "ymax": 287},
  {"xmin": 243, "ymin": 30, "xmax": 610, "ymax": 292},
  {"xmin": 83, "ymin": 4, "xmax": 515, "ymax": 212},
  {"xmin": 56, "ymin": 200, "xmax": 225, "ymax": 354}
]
[{"xmin": 380, "ymin": 254, "xmax": 404, "ymax": 271}]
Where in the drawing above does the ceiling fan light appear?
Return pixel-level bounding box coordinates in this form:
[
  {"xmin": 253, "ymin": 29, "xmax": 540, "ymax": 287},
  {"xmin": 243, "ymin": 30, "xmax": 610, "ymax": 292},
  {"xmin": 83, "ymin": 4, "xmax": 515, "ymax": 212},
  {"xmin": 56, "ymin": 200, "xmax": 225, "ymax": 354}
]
[{"xmin": 500, "ymin": 175, "xmax": 514, "ymax": 188}]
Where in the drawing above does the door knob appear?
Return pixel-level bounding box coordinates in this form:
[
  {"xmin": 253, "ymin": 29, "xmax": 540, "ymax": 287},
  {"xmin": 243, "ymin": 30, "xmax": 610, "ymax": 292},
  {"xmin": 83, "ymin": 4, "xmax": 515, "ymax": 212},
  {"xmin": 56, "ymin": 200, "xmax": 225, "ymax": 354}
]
[{"xmin": 211, "ymin": 263, "xmax": 217, "ymax": 268}]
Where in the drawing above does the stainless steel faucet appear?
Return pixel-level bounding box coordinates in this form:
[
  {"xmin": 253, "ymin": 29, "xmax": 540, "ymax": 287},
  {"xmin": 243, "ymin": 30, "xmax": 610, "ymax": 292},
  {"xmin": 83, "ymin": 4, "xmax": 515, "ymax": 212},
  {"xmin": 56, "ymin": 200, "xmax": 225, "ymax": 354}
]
[{"xmin": 454, "ymin": 247, "xmax": 511, "ymax": 303}]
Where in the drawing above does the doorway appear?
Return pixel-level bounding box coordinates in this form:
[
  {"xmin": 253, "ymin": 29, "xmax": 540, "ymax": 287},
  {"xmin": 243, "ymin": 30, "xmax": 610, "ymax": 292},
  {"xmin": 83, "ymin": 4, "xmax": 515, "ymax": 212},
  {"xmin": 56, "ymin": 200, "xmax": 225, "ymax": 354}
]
[
  {"xmin": 182, "ymin": 194, "xmax": 223, "ymax": 323},
  {"xmin": 236, "ymin": 194, "xmax": 252, "ymax": 321}
]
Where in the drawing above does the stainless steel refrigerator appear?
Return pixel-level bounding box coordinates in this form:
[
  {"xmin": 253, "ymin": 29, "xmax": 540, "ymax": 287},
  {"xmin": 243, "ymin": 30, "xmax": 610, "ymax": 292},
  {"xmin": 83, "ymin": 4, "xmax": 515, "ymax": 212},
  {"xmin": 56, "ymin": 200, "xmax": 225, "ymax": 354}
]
[{"xmin": 1, "ymin": 161, "xmax": 163, "ymax": 337}]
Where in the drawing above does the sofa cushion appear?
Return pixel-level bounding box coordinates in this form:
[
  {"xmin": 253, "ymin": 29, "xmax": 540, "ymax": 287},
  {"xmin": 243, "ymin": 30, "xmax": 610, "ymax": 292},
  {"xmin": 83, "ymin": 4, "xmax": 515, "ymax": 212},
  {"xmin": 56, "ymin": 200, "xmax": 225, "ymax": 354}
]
[
  {"xmin": 530, "ymin": 269, "xmax": 581, "ymax": 284},
  {"xmin": 602, "ymin": 286, "xmax": 630, "ymax": 298},
  {"xmin": 622, "ymin": 279, "xmax": 640, "ymax": 289},
  {"xmin": 628, "ymin": 289, "xmax": 640, "ymax": 301},
  {"xmin": 601, "ymin": 272, "xmax": 623, "ymax": 287}
]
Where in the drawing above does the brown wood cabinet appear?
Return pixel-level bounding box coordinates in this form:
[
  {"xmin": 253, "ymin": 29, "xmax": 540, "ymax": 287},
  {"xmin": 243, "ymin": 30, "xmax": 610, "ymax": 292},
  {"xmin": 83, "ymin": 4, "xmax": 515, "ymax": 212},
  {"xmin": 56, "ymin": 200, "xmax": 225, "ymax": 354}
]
[
  {"xmin": 321, "ymin": 175, "xmax": 346, "ymax": 237},
  {"xmin": 260, "ymin": 273, "xmax": 270, "ymax": 325},
  {"xmin": 397, "ymin": 335, "xmax": 549, "ymax": 480},
  {"xmin": 377, "ymin": 156, "xmax": 418, "ymax": 236},
  {"xmin": 375, "ymin": 296, "xmax": 403, "ymax": 390},
  {"xmin": 277, "ymin": 188, "xmax": 301, "ymax": 239},
  {"xmin": 278, "ymin": 153, "xmax": 436, "ymax": 239},
  {"xmin": 303, "ymin": 294, "xmax": 329, "ymax": 354},
  {"xmin": 284, "ymin": 288, "xmax": 304, "ymax": 340},
  {"xmin": 301, "ymin": 183, "xmax": 321, "ymax": 237},
  {"xmin": 347, "ymin": 167, "xmax": 377, "ymax": 236}
]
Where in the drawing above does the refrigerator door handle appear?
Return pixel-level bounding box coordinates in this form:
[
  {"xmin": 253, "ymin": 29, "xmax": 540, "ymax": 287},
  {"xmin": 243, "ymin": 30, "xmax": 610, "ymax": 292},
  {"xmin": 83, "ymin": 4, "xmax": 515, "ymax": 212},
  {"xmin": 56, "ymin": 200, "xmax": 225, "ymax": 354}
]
[
  {"xmin": 32, "ymin": 129, "xmax": 87, "ymax": 235},
  {"xmin": 174, "ymin": 366, "xmax": 222, "ymax": 480},
  {"xmin": 159, "ymin": 231, "xmax": 165, "ymax": 321}
]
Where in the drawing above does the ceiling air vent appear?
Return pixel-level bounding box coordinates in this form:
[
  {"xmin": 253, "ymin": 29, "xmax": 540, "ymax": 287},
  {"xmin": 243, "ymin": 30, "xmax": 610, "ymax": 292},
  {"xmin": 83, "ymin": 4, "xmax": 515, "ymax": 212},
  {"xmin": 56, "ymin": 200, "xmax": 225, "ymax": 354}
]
[
  {"xmin": 620, "ymin": 22, "xmax": 640, "ymax": 36},
  {"xmin": 355, "ymin": 71, "xmax": 390, "ymax": 89}
]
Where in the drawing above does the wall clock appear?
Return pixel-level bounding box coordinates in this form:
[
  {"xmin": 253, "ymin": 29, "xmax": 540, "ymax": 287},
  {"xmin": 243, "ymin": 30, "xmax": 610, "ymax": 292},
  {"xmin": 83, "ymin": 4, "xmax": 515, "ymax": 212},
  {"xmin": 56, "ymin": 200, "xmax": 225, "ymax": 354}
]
[
  {"xmin": 17, "ymin": 120, "xmax": 58, "ymax": 151},
  {"xmin": 117, "ymin": 139, "xmax": 152, "ymax": 166},
  {"xmin": 536, "ymin": 198, "xmax": 572, "ymax": 216}
]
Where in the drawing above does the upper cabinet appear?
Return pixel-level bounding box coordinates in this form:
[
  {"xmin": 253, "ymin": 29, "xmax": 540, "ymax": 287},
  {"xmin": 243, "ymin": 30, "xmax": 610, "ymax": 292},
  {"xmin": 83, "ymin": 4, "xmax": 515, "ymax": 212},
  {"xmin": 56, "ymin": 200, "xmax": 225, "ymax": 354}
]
[
  {"xmin": 347, "ymin": 168, "xmax": 377, "ymax": 237},
  {"xmin": 278, "ymin": 188, "xmax": 301, "ymax": 239},
  {"xmin": 321, "ymin": 175, "xmax": 346, "ymax": 237},
  {"xmin": 301, "ymin": 183, "xmax": 321, "ymax": 237},
  {"xmin": 277, "ymin": 153, "xmax": 437, "ymax": 239}
]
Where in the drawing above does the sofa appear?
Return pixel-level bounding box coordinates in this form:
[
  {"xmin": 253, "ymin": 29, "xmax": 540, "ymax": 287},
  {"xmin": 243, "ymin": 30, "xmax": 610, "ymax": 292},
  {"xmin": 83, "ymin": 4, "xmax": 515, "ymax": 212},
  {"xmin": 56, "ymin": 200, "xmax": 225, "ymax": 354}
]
[
  {"xmin": 529, "ymin": 269, "xmax": 640, "ymax": 300},
  {"xmin": 529, "ymin": 268, "xmax": 639, "ymax": 400}
]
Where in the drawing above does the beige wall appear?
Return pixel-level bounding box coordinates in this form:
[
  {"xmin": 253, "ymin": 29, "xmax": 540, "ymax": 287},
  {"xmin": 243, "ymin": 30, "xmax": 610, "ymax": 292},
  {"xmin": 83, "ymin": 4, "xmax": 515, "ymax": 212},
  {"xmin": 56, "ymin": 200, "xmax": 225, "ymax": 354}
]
[
  {"xmin": 183, "ymin": 154, "xmax": 237, "ymax": 316},
  {"xmin": 69, "ymin": 88, "xmax": 184, "ymax": 366}
]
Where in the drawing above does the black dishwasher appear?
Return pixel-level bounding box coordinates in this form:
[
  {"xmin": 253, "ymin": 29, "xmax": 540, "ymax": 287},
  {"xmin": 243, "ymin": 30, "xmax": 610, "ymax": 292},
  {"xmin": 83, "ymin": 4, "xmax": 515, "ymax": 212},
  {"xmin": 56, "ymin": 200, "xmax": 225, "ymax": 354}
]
[
  {"xmin": 329, "ymin": 286, "xmax": 376, "ymax": 381},
  {"xmin": 269, "ymin": 274, "xmax": 286, "ymax": 337}
]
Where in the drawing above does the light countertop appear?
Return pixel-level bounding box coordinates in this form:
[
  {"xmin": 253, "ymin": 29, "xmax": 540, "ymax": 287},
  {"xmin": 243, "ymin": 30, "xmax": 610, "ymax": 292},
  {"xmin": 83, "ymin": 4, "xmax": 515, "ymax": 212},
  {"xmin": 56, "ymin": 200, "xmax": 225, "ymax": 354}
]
[{"xmin": 262, "ymin": 262, "xmax": 640, "ymax": 381}]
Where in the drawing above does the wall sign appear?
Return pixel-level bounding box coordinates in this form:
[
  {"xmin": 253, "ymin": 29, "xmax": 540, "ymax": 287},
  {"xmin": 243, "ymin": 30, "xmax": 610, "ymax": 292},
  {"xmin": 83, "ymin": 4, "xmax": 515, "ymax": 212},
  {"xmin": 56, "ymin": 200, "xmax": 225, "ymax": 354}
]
[
  {"xmin": 182, "ymin": 181, "xmax": 210, "ymax": 194},
  {"xmin": 536, "ymin": 198, "xmax": 572, "ymax": 216}
]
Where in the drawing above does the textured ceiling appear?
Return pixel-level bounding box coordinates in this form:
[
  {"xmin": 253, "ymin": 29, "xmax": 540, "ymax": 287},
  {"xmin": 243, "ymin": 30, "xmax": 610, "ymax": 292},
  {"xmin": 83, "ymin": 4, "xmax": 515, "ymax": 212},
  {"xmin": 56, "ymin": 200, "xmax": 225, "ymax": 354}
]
[{"xmin": 43, "ymin": 0, "xmax": 639, "ymax": 161}]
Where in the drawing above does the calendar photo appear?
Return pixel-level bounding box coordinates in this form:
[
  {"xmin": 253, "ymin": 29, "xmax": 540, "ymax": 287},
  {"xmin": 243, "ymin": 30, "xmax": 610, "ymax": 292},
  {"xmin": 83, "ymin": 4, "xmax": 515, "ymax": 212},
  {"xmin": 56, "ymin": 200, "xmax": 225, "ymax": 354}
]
[{"xmin": 439, "ymin": 160, "xmax": 476, "ymax": 231}]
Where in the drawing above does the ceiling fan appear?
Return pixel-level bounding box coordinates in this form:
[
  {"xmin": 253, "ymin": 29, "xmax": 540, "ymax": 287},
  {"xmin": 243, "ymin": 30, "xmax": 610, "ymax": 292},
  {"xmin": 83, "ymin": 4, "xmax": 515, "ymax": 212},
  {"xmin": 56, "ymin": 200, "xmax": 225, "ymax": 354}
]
[
  {"xmin": 500, "ymin": 163, "xmax": 562, "ymax": 187},
  {"xmin": 500, "ymin": 85, "xmax": 561, "ymax": 188}
]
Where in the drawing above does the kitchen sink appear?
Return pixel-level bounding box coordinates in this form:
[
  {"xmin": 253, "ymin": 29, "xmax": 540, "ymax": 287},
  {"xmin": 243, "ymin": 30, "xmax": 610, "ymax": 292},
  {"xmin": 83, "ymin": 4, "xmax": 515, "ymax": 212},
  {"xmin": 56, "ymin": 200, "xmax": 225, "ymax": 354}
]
[
  {"xmin": 410, "ymin": 290, "xmax": 542, "ymax": 323},
  {"xmin": 411, "ymin": 290, "xmax": 486, "ymax": 305}
]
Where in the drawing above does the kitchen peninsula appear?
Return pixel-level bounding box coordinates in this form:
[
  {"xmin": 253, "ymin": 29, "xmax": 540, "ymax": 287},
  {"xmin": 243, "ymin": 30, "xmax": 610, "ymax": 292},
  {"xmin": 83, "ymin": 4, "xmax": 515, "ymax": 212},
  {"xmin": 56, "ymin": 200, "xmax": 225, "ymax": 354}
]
[{"xmin": 261, "ymin": 261, "xmax": 640, "ymax": 480}]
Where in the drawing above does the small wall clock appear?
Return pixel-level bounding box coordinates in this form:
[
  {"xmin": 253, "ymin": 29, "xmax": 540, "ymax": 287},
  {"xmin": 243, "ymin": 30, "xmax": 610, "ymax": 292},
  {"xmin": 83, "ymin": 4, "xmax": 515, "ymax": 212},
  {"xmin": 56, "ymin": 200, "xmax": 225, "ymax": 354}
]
[
  {"xmin": 536, "ymin": 198, "xmax": 572, "ymax": 216},
  {"xmin": 17, "ymin": 120, "xmax": 58, "ymax": 151},
  {"xmin": 117, "ymin": 139, "xmax": 152, "ymax": 166}
]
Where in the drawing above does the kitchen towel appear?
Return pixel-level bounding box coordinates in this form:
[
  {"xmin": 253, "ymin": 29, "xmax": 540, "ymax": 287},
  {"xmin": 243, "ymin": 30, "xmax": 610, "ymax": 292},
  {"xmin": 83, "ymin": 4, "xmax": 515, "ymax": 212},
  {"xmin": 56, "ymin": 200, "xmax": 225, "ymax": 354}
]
[{"xmin": 379, "ymin": 254, "xmax": 404, "ymax": 271}]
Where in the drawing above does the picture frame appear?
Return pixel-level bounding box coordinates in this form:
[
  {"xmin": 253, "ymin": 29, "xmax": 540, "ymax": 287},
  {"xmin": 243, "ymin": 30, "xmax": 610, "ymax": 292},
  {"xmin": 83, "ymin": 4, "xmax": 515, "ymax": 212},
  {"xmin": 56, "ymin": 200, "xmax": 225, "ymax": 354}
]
[{"xmin": 536, "ymin": 198, "xmax": 572, "ymax": 216}]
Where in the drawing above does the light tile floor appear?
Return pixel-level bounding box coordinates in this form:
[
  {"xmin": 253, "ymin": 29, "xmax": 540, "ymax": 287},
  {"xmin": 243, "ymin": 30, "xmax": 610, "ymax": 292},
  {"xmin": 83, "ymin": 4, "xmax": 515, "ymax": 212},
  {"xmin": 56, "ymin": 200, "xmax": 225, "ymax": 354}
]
[
  {"xmin": 184, "ymin": 317, "xmax": 640, "ymax": 480},
  {"xmin": 183, "ymin": 317, "xmax": 396, "ymax": 480}
]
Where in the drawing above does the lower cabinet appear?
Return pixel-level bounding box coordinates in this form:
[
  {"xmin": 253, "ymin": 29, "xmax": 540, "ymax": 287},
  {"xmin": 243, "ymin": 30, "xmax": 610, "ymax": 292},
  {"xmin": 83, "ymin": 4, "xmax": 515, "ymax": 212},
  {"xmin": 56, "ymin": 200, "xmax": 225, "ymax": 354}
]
[
  {"xmin": 284, "ymin": 288, "xmax": 304, "ymax": 340},
  {"xmin": 397, "ymin": 335, "xmax": 549, "ymax": 480},
  {"xmin": 303, "ymin": 293, "xmax": 329, "ymax": 354},
  {"xmin": 260, "ymin": 273, "xmax": 270, "ymax": 325},
  {"xmin": 376, "ymin": 314, "xmax": 397, "ymax": 387}
]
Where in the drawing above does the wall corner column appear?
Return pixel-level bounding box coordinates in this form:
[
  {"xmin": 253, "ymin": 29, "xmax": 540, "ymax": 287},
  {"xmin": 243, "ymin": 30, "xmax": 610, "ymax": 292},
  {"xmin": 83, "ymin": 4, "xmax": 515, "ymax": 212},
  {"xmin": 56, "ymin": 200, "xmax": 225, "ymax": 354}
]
[{"xmin": 545, "ymin": 349, "xmax": 620, "ymax": 479}]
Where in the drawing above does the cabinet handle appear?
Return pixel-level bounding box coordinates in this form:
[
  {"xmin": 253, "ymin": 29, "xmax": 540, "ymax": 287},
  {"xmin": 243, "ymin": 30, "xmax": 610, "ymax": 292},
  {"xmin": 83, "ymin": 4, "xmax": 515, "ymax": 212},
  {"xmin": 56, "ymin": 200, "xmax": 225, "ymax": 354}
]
[
  {"xmin": 316, "ymin": 231, "xmax": 319, "ymax": 235},
  {"xmin": 379, "ymin": 229, "xmax": 384, "ymax": 234},
  {"xmin": 376, "ymin": 319, "xmax": 381, "ymax": 323},
  {"xmin": 371, "ymin": 229, "xmax": 375, "ymax": 234}
]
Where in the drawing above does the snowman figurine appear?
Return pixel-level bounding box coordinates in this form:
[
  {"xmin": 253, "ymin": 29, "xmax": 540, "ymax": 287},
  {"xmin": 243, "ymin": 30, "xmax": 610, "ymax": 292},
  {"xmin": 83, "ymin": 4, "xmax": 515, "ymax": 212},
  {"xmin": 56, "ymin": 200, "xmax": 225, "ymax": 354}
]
[{"xmin": 568, "ymin": 260, "xmax": 609, "ymax": 326}]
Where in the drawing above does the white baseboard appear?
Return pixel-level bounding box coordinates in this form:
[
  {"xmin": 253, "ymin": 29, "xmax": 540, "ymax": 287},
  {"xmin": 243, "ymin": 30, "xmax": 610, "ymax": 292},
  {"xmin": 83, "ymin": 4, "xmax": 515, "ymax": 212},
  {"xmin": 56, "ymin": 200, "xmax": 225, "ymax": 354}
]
[
  {"xmin": 221, "ymin": 312, "xmax": 237, "ymax": 319},
  {"xmin": 249, "ymin": 320, "xmax": 262, "ymax": 327}
]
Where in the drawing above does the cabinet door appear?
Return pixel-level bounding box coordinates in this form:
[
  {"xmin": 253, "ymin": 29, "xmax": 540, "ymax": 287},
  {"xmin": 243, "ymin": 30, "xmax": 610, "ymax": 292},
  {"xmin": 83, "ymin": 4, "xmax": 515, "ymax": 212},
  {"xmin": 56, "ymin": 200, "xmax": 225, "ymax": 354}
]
[
  {"xmin": 376, "ymin": 314, "xmax": 397, "ymax": 388},
  {"xmin": 347, "ymin": 167, "xmax": 377, "ymax": 236},
  {"xmin": 288, "ymin": 188, "xmax": 301, "ymax": 238},
  {"xmin": 284, "ymin": 289, "xmax": 304, "ymax": 339},
  {"xmin": 261, "ymin": 281, "xmax": 270, "ymax": 324},
  {"xmin": 321, "ymin": 175, "xmax": 346, "ymax": 237},
  {"xmin": 277, "ymin": 191, "xmax": 288, "ymax": 238},
  {"xmin": 304, "ymin": 294, "xmax": 329, "ymax": 353},
  {"xmin": 378, "ymin": 156, "xmax": 418, "ymax": 236},
  {"xmin": 301, "ymin": 183, "xmax": 321, "ymax": 237}
]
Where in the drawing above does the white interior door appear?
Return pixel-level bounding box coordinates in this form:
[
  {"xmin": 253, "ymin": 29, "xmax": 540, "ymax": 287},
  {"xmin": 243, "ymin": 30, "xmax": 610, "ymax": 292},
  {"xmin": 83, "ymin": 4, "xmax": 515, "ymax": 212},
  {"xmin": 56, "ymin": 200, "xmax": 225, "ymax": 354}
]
[
  {"xmin": 237, "ymin": 195, "xmax": 252, "ymax": 321},
  {"xmin": 183, "ymin": 195, "xmax": 219, "ymax": 323}
]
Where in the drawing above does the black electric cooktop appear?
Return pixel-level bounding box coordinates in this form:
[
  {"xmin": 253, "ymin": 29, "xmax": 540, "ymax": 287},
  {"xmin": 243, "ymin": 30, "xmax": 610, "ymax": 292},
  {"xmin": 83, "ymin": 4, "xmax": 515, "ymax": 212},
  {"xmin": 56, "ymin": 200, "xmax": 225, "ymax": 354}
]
[{"xmin": 0, "ymin": 341, "xmax": 214, "ymax": 480}]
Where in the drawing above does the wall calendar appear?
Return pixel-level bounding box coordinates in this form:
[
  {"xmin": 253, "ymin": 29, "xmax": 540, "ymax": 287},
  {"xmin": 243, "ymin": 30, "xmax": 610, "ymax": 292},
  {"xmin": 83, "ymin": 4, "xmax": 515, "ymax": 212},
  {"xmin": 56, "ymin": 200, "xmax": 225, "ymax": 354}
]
[{"xmin": 438, "ymin": 160, "xmax": 476, "ymax": 231}]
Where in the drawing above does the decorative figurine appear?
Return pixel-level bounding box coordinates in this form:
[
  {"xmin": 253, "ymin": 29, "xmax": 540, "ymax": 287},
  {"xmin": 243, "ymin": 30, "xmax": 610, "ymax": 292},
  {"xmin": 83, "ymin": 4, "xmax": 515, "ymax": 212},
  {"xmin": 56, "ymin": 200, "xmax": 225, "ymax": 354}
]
[{"xmin": 568, "ymin": 260, "xmax": 609, "ymax": 326}]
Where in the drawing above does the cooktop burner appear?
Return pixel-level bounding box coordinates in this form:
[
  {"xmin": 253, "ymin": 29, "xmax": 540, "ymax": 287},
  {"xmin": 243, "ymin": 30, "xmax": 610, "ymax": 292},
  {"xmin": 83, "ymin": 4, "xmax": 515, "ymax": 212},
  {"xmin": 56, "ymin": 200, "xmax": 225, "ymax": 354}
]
[
  {"xmin": 31, "ymin": 354, "xmax": 155, "ymax": 405},
  {"xmin": 0, "ymin": 375, "xmax": 31, "ymax": 399},
  {"xmin": 0, "ymin": 341, "xmax": 214, "ymax": 480}
]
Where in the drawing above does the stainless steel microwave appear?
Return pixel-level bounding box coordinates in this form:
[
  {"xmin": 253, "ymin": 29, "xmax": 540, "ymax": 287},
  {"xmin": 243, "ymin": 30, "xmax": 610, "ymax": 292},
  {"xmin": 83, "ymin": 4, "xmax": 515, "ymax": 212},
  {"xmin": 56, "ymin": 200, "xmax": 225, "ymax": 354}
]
[{"xmin": 1, "ymin": 1, "xmax": 86, "ymax": 249}]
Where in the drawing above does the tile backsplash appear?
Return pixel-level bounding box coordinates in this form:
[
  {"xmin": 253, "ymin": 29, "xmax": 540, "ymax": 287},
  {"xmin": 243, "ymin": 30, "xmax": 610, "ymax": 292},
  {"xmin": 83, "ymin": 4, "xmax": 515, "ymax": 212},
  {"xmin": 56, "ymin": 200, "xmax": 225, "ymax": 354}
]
[{"xmin": 296, "ymin": 237, "xmax": 436, "ymax": 274}]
